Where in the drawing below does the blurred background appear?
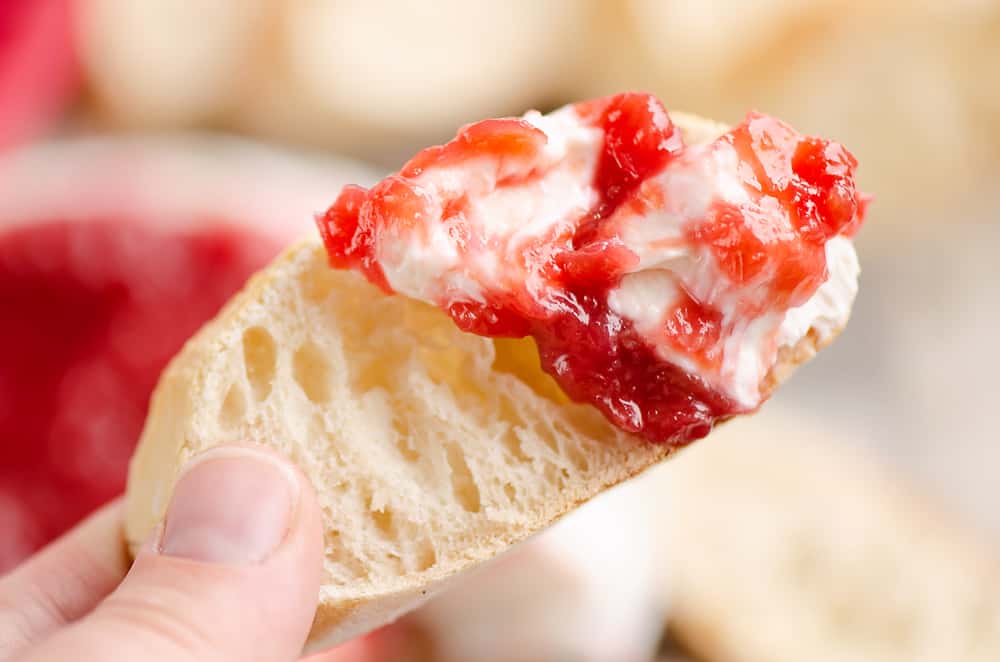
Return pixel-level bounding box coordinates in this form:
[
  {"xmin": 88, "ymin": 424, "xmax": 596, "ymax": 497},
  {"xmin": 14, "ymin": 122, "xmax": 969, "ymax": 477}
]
[{"xmin": 1, "ymin": 1, "xmax": 998, "ymax": 661}]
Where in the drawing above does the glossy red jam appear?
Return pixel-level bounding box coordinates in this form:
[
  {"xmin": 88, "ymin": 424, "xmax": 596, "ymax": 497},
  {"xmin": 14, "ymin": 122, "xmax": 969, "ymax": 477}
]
[
  {"xmin": 317, "ymin": 93, "xmax": 867, "ymax": 445},
  {"xmin": 574, "ymin": 92, "xmax": 684, "ymax": 244},
  {"xmin": 0, "ymin": 220, "xmax": 277, "ymax": 571},
  {"xmin": 692, "ymin": 115, "xmax": 868, "ymax": 311}
]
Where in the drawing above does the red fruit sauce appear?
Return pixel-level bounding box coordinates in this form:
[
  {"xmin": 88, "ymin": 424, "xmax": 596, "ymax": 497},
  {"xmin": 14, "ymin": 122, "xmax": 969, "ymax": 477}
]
[
  {"xmin": 0, "ymin": 0, "xmax": 79, "ymax": 148},
  {"xmin": 0, "ymin": 220, "xmax": 278, "ymax": 571},
  {"xmin": 317, "ymin": 93, "xmax": 868, "ymax": 445}
]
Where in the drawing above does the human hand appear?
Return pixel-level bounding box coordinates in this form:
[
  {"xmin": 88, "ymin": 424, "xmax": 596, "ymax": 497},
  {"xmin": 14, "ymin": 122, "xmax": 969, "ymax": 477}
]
[{"xmin": 0, "ymin": 445, "xmax": 368, "ymax": 662}]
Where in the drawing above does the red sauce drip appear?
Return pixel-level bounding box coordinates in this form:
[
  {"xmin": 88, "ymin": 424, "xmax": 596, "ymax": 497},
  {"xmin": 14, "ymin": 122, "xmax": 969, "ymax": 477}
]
[
  {"xmin": 532, "ymin": 293, "xmax": 730, "ymax": 441},
  {"xmin": 0, "ymin": 220, "xmax": 278, "ymax": 571},
  {"xmin": 443, "ymin": 272, "xmax": 733, "ymax": 441},
  {"xmin": 317, "ymin": 94, "xmax": 868, "ymax": 446}
]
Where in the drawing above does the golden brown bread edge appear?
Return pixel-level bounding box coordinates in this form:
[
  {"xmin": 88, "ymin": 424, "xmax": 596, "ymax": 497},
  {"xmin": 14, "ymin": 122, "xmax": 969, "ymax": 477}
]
[{"xmin": 123, "ymin": 112, "xmax": 849, "ymax": 651}]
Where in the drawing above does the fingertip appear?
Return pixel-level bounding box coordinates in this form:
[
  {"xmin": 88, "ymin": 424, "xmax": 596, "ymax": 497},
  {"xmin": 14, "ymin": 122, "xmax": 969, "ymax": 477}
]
[
  {"xmin": 156, "ymin": 445, "xmax": 300, "ymax": 564},
  {"xmin": 23, "ymin": 444, "xmax": 326, "ymax": 662}
]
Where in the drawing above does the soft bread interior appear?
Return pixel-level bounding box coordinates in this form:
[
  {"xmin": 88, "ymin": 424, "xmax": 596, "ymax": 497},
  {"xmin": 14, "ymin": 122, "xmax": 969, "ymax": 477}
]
[
  {"xmin": 125, "ymin": 245, "xmax": 672, "ymax": 648},
  {"xmin": 125, "ymin": 113, "xmax": 736, "ymax": 649}
]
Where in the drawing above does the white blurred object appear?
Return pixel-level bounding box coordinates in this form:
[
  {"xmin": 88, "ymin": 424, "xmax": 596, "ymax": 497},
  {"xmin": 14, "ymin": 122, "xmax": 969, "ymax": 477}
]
[
  {"xmin": 78, "ymin": 0, "xmax": 270, "ymax": 126},
  {"xmin": 76, "ymin": 0, "xmax": 591, "ymax": 155},
  {"xmin": 627, "ymin": 0, "xmax": 822, "ymax": 80},
  {"xmin": 660, "ymin": 406, "xmax": 1000, "ymax": 662},
  {"xmin": 404, "ymin": 471, "xmax": 669, "ymax": 662},
  {"xmin": 614, "ymin": 0, "xmax": 1000, "ymax": 233},
  {"xmin": 0, "ymin": 133, "xmax": 375, "ymax": 238},
  {"xmin": 282, "ymin": 0, "xmax": 585, "ymax": 134}
]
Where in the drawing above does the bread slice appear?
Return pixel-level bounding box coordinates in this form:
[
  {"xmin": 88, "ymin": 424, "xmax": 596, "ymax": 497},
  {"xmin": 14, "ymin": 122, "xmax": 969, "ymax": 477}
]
[
  {"xmin": 397, "ymin": 470, "xmax": 670, "ymax": 662},
  {"xmin": 123, "ymin": 113, "xmax": 844, "ymax": 650},
  {"xmin": 660, "ymin": 409, "xmax": 1000, "ymax": 662}
]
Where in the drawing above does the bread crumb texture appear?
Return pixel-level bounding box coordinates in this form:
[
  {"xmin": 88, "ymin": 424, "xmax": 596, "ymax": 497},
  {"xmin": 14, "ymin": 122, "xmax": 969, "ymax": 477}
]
[{"xmin": 125, "ymin": 241, "xmax": 670, "ymax": 646}]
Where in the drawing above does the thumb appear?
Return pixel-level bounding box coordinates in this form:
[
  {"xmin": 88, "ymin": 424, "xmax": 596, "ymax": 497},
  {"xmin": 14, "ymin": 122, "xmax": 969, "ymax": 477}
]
[{"xmin": 24, "ymin": 445, "xmax": 325, "ymax": 662}]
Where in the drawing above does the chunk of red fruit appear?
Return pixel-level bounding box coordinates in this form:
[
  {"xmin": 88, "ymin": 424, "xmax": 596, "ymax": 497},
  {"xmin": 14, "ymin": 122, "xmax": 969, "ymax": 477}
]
[
  {"xmin": 574, "ymin": 93, "xmax": 684, "ymax": 246},
  {"xmin": 662, "ymin": 290, "xmax": 724, "ymax": 369},
  {"xmin": 318, "ymin": 184, "xmax": 391, "ymax": 293},
  {"xmin": 530, "ymin": 293, "xmax": 733, "ymax": 442},
  {"xmin": 401, "ymin": 119, "xmax": 547, "ymax": 178}
]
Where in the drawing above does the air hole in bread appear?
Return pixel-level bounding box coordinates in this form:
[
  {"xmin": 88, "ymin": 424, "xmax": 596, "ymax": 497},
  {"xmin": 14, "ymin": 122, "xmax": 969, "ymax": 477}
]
[
  {"xmin": 384, "ymin": 552, "xmax": 405, "ymax": 574},
  {"xmin": 563, "ymin": 441, "xmax": 590, "ymax": 472},
  {"xmin": 494, "ymin": 396, "xmax": 535, "ymax": 463},
  {"xmin": 541, "ymin": 462, "xmax": 564, "ymax": 487},
  {"xmin": 499, "ymin": 427, "xmax": 532, "ymax": 464},
  {"xmin": 395, "ymin": 436, "xmax": 420, "ymax": 463},
  {"xmin": 344, "ymin": 329, "xmax": 412, "ymax": 396},
  {"xmin": 242, "ymin": 326, "xmax": 277, "ymax": 401},
  {"xmin": 444, "ymin": 443, "xmax": 481, "ymax": 513},
  {"xmin": 418, "ymin": 343, "xmax": 467, "ymax": 387},
  {"xmin": 219, "ymin": 383, "xmax": 246, "ymax": 429},
  {"xmin": 503, "ymin": 483, "xmax": 517, "ymax": 503},
  {"xmin": 413, "ymin": 539, "xmax": 437, "ymax": 572},
  {"xmin": 324, "ymin": 528, "xmax": 370, "ymax": 583},
  {"xmin": 293, "ymin": 340, "xmax": 333, "ymax": 403},
  {"xmin": 379, "ymin": 519, "xmax": 439, "ymax": 573},
  {"xmin": 537, "ymin": 429, "xmax": 561, "ymax": 456},
  {"xmin": 401, "ymin": 300, "xmax": 457, "ymax": 348},
  {"xmin": 491, "ymin": 337, "xmax": 569, "ymax": 405},
  {"xmin": 496, "ymin": 336, "xmax": 617, "ymax": 444},
  {"xmin": 383, "ymin": 402, "xmax": 420, "ymax": 463},
  {"xmin": 497, "ymin": 394, "xmax": 561, "ymax": 457},
  {"xmin": 371, "ymin": 506, "xmax": 394, "ymax": 540},
  {"xmin": 549, "ymin": 419, "xmax": 591, "ymax": 470}
]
